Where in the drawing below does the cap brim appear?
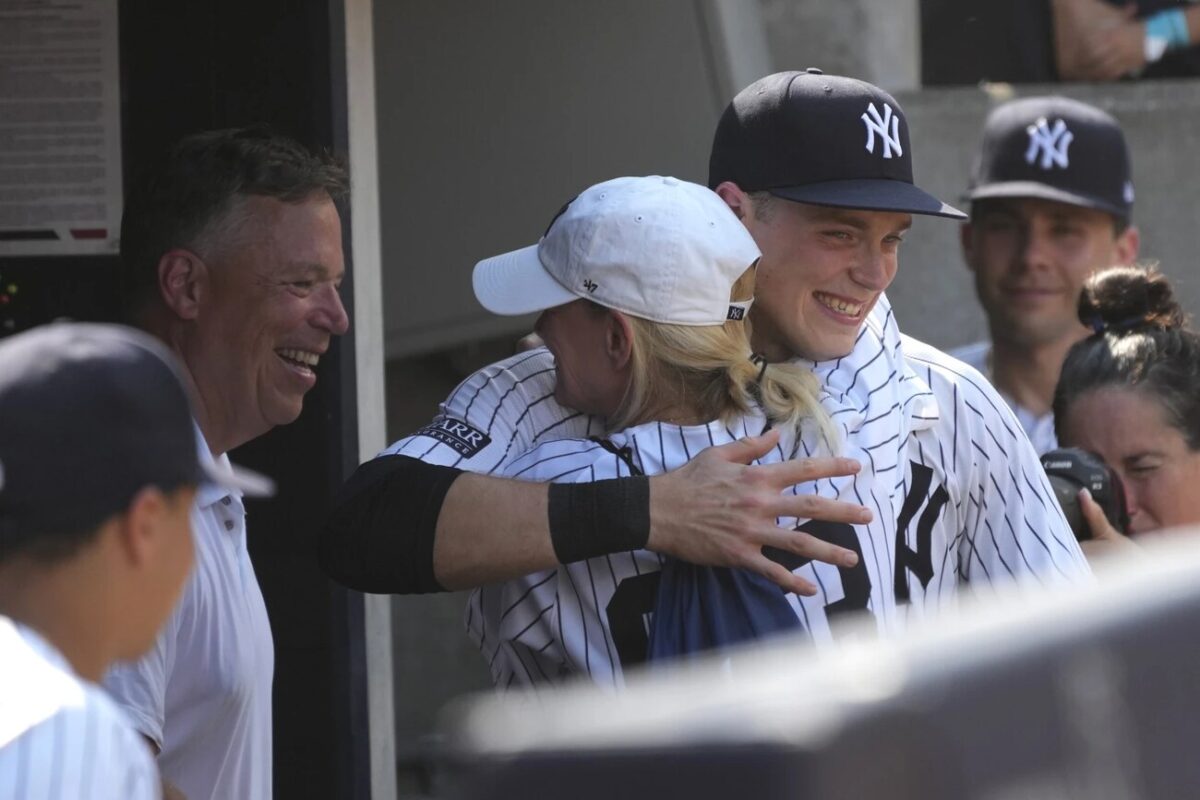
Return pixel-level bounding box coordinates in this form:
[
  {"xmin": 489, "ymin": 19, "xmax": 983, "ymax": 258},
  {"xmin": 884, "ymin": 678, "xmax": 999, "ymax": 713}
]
[
  {"xmin": 472, "ymin": 243, "xmax": 578, "ymax": 316},
  {"xmin": 201, "ymin": 459, "xmax": 275, "ymax": 498},
  {"xmin": 964, "ymin": 182, "xmax": 1128, "ymax": 219},
  {"xmin": 770, "ymin": 179, "xmax": 966, "ymax": 220}
]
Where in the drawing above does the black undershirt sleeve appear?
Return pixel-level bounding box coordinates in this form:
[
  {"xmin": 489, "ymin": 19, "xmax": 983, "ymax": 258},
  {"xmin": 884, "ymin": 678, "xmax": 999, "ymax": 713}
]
[{"xmin": 318, "ymin": 455, "xmax": 463, "ymax": 594}]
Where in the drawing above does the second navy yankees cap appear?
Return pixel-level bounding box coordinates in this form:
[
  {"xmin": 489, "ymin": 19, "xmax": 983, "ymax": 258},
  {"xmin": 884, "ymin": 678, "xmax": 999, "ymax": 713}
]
[
  {"xmin": 966, "ymin": 96, "xmax": 1133, "ymax": 221},
  {"xmin": 473, "ymin": 176, "xmax": 760, "ymax": 325},
  {"xmin": 0, "ymin": 323, "xmax": 273, "ymax": 548},
  {"xmin": 708, "ymin": 69, "xmax": 965, "ymax": 220}
]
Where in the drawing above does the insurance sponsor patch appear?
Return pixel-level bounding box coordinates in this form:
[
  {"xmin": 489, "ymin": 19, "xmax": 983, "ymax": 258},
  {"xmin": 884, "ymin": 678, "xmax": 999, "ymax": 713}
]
[{"xmin": 413, "ymin": 417, "xmax": 492, "ymax": 458}]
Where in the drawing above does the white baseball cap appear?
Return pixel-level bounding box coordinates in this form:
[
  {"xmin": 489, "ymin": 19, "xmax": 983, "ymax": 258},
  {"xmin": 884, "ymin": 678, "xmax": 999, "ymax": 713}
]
[{"xmin": 472, "ymin": 175, "xmax": 761, "ymax": 326}]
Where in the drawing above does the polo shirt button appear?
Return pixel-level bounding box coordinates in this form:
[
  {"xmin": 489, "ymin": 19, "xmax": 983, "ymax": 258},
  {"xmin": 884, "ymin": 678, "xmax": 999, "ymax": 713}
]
[
  {"xmin": 225, "ymin": 520, "xmax": 234, "ymax": 531},
  {"xmin": 221, "ymin": 496, "xmax": 232, "ymax": 506}
]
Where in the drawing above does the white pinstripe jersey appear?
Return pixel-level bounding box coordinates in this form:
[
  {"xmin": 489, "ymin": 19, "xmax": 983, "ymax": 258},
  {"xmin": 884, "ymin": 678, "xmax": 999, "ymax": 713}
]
[
  {"xmin": 463, "ymin": 298, "xmax": 1089, "ymax": 688},
  {"xmin": 379, "ymin": 296, "xmax": 1090, "ymax": 687},
  {"xmin": 0, "ymin": 618, "xmax": 160, "ymax": 800},
  {"xmin": 381, "ymin": 347, "xmax": 602, "ymax": 470}
]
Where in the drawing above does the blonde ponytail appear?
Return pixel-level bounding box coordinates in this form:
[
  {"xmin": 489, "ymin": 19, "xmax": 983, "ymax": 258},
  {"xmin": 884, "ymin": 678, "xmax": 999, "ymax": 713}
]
[{"xmin": 608, "ymin": 267, "xmax": 835, "ymax": 452}]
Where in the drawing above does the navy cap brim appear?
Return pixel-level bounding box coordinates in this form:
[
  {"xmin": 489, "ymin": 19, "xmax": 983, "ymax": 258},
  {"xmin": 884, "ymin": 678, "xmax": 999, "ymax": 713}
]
[
  {"xmin": 965, "ymin": 181, "xmax": 1129, "ymax": 220},
  {"xmin": 769, "ymin": 179, "xmax": 966, "ymax": 220}
]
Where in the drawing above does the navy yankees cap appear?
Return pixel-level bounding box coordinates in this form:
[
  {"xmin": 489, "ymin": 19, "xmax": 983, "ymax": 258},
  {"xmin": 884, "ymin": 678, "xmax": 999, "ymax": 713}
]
[
  {"xmin": 708, "ymin": 69, "xmax": 965, "ymax": 219},
  {"xmin": 0, "ymin": 323, "xmax": 272, "ymax": 548},
  {"xmin": 966, "ymin": 96, "xmax": 1133, "ymax": 221}
]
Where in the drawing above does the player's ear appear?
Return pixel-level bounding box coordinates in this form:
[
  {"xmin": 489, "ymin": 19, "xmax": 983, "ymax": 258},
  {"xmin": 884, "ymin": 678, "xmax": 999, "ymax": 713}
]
[
  {"xmin": 605, "ymin": 310, "xmax": 634, "ymax": 370},
  {"xmin": 112, "ymin": 486, "xmax": 171, "ymax": 568},
  {"xmin": 714, "ymin": 181, "xmax": 751, "ymax": 221},
  {"xmin": 157, "ymin": 249, "xmax": 208, "ymax": 321}
]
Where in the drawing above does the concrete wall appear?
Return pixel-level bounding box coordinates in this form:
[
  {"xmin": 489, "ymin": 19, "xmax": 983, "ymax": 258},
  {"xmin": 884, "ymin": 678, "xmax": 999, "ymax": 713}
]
[
  {"xmin": 757, "ymin": 0, "xmax": 921, "ymax": 91},
  {"xmin": 374, "ymin": 0, "xmax": 732, "ymax": 360}
]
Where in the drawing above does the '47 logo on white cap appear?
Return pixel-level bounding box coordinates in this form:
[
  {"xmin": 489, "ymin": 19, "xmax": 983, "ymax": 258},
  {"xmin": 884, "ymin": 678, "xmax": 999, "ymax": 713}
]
[
  {"xmin": 861, "ymin": 102, "xmax": 902, "ymax": 159},
  {"xmin": 1025, "ymin": 117, "xmax": 1073, "ymax": 170}
]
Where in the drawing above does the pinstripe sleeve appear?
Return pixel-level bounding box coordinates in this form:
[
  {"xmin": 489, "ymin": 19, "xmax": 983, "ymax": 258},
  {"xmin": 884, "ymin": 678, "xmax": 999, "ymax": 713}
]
[
  {"xmin": 905, "ymin": 337, "xmax": 1091, "ymax": 590},
  {"xmin": 381, "ymin": 348, "xmax": 597, "ymax": 473},
  {"xmin": 0, "ymin": 693, "xmax": 161, "ymax": 799}
]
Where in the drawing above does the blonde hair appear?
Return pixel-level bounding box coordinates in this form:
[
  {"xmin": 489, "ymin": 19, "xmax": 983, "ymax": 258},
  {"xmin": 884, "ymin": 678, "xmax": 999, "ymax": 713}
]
[{"xmin": 607, "ymin": 267, "xmax": 836, "ymax": 451}]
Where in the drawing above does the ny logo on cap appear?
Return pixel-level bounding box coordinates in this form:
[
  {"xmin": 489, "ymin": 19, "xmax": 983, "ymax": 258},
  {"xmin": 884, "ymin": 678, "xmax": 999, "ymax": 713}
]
[
  {"xmin": 861, "ymin": 102, "xmax": 902, "ymax": 159},
  {"xmin": 1024, "ymin": 118, "xmax": 1073, "ymax": 170}
]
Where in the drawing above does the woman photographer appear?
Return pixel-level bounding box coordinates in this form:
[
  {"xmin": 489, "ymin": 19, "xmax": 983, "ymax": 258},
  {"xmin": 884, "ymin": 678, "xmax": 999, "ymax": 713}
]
[{"xmin": 1054, "ymin": 265, "xmax": 1200, "ymax": 556}]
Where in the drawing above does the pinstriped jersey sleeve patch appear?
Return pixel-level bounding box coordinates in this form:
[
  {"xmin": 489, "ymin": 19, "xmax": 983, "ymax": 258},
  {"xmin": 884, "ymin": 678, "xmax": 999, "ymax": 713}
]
[{"xmin": 413, "ymin": 418, "xmax": 492, "ymax": 458}]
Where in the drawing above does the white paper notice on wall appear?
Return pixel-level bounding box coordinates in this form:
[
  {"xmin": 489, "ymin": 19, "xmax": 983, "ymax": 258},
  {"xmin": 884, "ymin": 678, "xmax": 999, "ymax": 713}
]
[{"xmin": 0, "ymin": 0, "xmax": 123, "ymax": 257}]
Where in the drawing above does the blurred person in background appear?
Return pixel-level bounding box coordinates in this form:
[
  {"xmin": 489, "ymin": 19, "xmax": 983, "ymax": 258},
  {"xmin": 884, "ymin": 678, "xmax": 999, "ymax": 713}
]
[
  {"xmin": 1053, "ymin": 265, "xmax": 1200, "ymax": 558},
  {"xmin": 1053, "ymin": 0, "xmax": 1200, "ymax": 81},
  {"xmin": 955, "ymin": 95, "xmax": 1140, "ymax": 453},
  {"xmin": 921, "ymin": 0, "xmax": 1200, "ymax": 84}
]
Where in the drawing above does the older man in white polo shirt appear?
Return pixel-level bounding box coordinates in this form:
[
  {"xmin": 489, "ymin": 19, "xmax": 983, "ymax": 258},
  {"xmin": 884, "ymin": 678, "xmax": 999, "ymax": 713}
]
[{"xmin": 102, "ymin": 129, "xmax": 350, "ymax": 800}]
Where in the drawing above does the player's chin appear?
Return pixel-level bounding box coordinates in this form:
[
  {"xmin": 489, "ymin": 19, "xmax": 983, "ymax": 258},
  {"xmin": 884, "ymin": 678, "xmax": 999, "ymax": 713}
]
[{"xmin": 802, "ymin": 325, "xmax": 862, "ymax": 362}]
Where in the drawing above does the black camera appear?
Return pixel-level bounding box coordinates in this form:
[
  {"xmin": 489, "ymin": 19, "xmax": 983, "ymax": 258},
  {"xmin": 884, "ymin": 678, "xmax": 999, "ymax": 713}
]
[{"xmin": 1040, "ymin": 448, "xmax": 1130, "ymax": 542}]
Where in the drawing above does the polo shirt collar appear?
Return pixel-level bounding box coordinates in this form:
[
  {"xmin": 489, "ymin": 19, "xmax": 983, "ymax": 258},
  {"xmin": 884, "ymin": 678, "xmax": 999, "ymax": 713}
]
[{"xmin": 194, "ymin": 423, "xmax": 240, "ymax": 509}]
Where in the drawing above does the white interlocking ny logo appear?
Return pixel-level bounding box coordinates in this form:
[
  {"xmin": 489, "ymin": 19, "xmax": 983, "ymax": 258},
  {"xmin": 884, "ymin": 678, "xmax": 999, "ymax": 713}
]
[
  {"xmin": 861, "ymin": 102, "xmax": 902, "ymax": 159},
  {"xmin": 1024, "ymin": 118, "xmax": 1073, "ymax": 169}
]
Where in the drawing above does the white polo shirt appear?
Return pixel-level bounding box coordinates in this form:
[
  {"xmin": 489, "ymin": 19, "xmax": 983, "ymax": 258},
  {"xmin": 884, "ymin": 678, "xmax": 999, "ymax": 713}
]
[
  {"xmin": 0, "ymin": 618, "xmax": 160, "ymax": 799},
  {"xmin": 103, "ymin": 427, "xmax": 274, "ymax": 800},
  {"xmin": 949, "ymin": 340, "xmax": 1058, "ymax": 454}
]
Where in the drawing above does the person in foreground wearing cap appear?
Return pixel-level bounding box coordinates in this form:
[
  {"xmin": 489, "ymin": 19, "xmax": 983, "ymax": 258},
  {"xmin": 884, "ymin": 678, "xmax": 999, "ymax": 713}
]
[
  {"xmin": 0, "ymin": 323, "xmax": 262, "ymax": 799},
  {"xmin": 953, "ymin": 96, "xmax": 1140, "ymax": 453},
  {"xmin": 102, "ymin": 128, "xmax": 343, "ymax": 800},
  {"xmin": 466, "ymin": 175, "xmax": 843, "ymax": 685}
]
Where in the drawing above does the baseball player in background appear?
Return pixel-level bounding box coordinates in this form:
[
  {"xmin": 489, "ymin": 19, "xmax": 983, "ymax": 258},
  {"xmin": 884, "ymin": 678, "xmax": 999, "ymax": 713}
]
[
  {"xmin": 464, "ymin": 74, "xmax": 1088, "ymax": 687},
  {"xmin": 952, "ymin": 96, "xmax": 1140, "ymax": 453},
  {"xmin": 0, "ymin": 323, "xmax": 268, "ymax": 799}
]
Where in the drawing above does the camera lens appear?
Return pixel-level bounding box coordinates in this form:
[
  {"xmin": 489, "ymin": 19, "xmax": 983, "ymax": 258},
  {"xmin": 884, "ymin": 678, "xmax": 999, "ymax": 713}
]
[
  {"xmin": 1045, "ymin": 474, "xmax": 1089, "ymax": 542},
  {"xmin": 1040, "ymin": 447, "xmax": 1130, "ymax": 543}
]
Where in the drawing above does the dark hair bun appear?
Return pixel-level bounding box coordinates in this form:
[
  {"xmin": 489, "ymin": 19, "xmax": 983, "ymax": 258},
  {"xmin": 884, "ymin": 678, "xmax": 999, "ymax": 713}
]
[{"xmin": 1078, "ymin": 265, "xmax": 1186, "ymax": 334}]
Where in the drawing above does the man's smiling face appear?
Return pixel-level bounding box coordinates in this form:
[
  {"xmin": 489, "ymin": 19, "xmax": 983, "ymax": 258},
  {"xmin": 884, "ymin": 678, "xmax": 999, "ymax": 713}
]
[
  {"xmin": 191, "ymin": 193, "xmax": 349, "ymax": 444},
  {"xmin": 962, "ymin": 197, "xmax": 1136, "ymax": 350},
  {"xmin": 739, "ymin": 198, "xmax": 910, "ymax": 362}
]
